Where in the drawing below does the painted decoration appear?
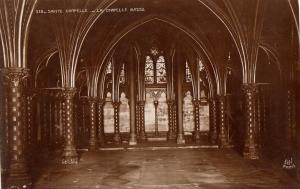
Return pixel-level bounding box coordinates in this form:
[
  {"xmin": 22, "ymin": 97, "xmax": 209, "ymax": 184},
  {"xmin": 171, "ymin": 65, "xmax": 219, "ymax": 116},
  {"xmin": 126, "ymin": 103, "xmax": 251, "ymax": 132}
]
[
  {"xmin": 103, "ymin": 92, "xmax": 114, "ymax": 133},
  {"xmin": 183, "ymin": 91, "xmax": 194, "ymax": 132},
  {"xmin": 119, "ymin": 92, "xmax": 130, "ymax": 133}
]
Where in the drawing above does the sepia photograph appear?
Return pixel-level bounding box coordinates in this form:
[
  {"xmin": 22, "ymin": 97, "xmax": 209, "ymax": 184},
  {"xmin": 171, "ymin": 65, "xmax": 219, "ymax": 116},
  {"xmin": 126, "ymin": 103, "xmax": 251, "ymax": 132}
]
[{"xmin": 0, "ymin": 0, "xmax": 299, "ymax": 188}]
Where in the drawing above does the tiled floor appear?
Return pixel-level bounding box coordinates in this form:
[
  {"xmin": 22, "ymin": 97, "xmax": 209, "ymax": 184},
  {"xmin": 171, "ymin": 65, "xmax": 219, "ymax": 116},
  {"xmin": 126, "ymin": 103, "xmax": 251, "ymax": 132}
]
[{"xmin": 33, "ymin": 148, "xmax": 299, "ymax": 189}]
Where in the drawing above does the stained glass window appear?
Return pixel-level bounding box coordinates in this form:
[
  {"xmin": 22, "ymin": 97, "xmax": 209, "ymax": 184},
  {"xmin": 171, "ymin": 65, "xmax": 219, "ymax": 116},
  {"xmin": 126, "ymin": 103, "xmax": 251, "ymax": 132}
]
[
  {"xmin": 156, "ymin": 56, "xmax": 167, "ymax": 83},
  {"xmin": 145, "ymin": 56, "xmax": 154, "ymax": 84},
  {"xmin": 185, "ymin": 61, "xmax": 192, "ymax": 82},
  {"xmin": 119, "ymin": 64, "xmax": 125, "ymax": 84}
]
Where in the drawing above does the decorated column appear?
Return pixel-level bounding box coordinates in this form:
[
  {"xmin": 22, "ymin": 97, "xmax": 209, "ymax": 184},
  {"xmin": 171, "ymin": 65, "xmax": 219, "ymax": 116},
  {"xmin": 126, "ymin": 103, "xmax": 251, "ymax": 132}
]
[
  {"xmin": 176, "ymin": 65, "xmax": 185, "ymax": 144},
  {"xmin": 129, "ymin": 61, "xmax": 137, "ymax": 145},
  {"xmin": 167, "ymin": 100, "xmax": 176, "ymax": 140},
  {"xmin": 61, "ymin": 88, "xmax": 78, "ymax": 164},
  {"xmin": 88, "ymin": 97, "xmax": 98, "ymax": 151},
  {"xmin": 209, "ymin": 98, "xmax": 218, "ymax": 144},
  {"xmin": 287, "ymin": 87, "xmax": 296, "ymax": 148},
  {"xmin": 242, "ymin": 84, "xmax": 259, "ymax": 159},
  {"xmin": 113, "ymin": 101, "xmax": 121, "ymax": 144},
  {"xmin": 97, "ymin": 99, "xmax": 105, "ymax": 146},
  {"xmin": 1, "ymin": 68, "xmax": 32, "ymax": 188},
  {"xmin": 217, "ymin": 95, "xmax": 229, "ymax": 148},
  {"xmin": 138, "ymin": 101, "xmax": 147, "ymax": 141},
  {"xmin": 193, "ymin": 99, "xmax": 201, "ymax": 143}
]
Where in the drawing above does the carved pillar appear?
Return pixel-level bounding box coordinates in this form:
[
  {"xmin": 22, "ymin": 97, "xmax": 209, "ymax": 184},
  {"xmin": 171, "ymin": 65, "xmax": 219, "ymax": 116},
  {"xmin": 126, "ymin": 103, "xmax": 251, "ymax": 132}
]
[
  {"xmin": 167, "ymin": 100, "xmax": 176, "ymax": 140},
  {"xmin": 177, "ymin": 79, "xmax": 185, "ymax": 144},
  {"xmin": 54, "ymin": 93, "xmax": 61, "ymax": 148},
  {"xmin": 113, "ymin": 101, "xmax": 121, "ymax": 144},
  {"xmin": 154, "ymin": 100, "xmax": 159, "ymax": 136},
  {"xmin": 242, "ymin": 84, "xmax": 259, "ymax": 159},
  {"xmin": 61, "ymin": 88, "xmax": 78, "ymax": 164},
  {"xmin": 209, "ymin": 98, "xmax": 218, "ymax": 144},
  {"xmin": 173, "ymin": 104, "xmax": 177, "ymax": 136},
  {"xmin": 193, "ymin": 99, "xmax": 201, "ymax": 143},
  {"xmin": 25, "ymin": 92, "xmax": 34, "ymax": 159},
  {"xmin": 138, "ymin": 101, "xmax": 147, "ymax": 141},
  {"xmin": 287, "ymin": 87, "xmax": 296, "ymax": 148},
  {"xmin": 136, "ymin": 102, "xmax": 141, "ymax": 138},
  {"xmin": 97, "ymin": 100, "xmax": 105, "ymax": 146},
  {"xmin": 217, "ymin": 95, "xmax": 229, "ymax": 148},
  {"xmin": 88, "ymin": 97, "xmax": 97, "ymax": 151},
  {"xmin": 1, "ymin": 68, "xmax": 32, "ymax": 188}
]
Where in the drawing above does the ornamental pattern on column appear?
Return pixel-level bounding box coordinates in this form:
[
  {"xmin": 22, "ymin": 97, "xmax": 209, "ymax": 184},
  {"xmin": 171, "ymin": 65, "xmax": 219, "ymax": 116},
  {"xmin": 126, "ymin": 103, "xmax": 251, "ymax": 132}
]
[
  {"xmin": 138, "ymin": 101, "xmax": 147, "ymax": 141},
  {"xmin": 88, "ymin": 97, "xmax": 98, "ymax": 151},
  {"xmin": 136, "ymin": 102, "xmax": 141, "ymax": 138},
  {"xmin": 193, "ymin": 99, "xmax": 201, "ymax": 143},
  {"xmin": 1, "ymin": 68, "xmax": 32, "ymax": 189},
  {"xmin": 242, "ymin": 84, "xmax": 259, "ymax": 159},
  {"xmin": 287, "ymin": 88, "xmax": 296, "ymax": 148},
  {"xmin": 217, "ymin": 95, "xmax": 229, "ymax": 148},
  {"xmin": 61, "ymin": 88, "xmax": 78, "ymax": 164},
  {"xmin": 209, "ymin": 98, "xmax": 218, "ymax": 144},
  {"xmin": 26, "ymin": 92, "xmax": 34, "ymax": 159},
  {"xmin": 97, "ymin": 100, "xmax": 105, "ymax": 146},
  {"xmin": 167, "ymin": 100, "xmax": 176, "ymax": 140},
  {"xmin": 113, "ymin": 101, "xmax": 121, "ymax": 144}
]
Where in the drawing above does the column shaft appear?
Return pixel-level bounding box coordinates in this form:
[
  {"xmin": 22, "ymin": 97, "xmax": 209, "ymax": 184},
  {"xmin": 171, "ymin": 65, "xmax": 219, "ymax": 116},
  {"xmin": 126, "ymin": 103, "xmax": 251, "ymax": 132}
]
[
  {"xmin": 2, "ymin": 68, "xmax": 32, "ymax": 188},
  {"xmin": 217, "ymin": 95, "xmax": 229, "ymax": 148},
  {"xmin": 61, "ymin": 88, "xmax": 78, "ymax": 164},
  {"xmin": 193, "ymin": 99, "xmax": 201, "ymax": 143},
  {"xmin": 113, "ymin": 102, "xmax": 121, "ymax": 144},
  {"xmin": 88, "ymin": 97, "xmax": 97, "ymax": 150},
  {"xmin": 209, "ymin": 99, "xmax": 218, "ymax": 144},
  {"xmin": 139, "ymin": 101, "xmax": 147, "ymax": 141},
  {"xmin": 97, "ymin": 100, "xmax": 105, "ymax": 146},
  {"xmin": 243, "ymin": 84, "xmax": 259, "ymax": 159}
]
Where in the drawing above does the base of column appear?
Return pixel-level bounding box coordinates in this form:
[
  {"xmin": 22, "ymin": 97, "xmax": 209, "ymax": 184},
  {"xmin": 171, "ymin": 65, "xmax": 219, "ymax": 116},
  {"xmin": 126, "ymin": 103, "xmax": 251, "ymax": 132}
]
[
  {"xmin": 139, "ymin": 132, "xmax": 147, "ymax": 141},
  {"xmin": 193, "ymin": 131, "xmax": 201, "ymax": 144},
  {"xmin": 177, "ymin": 133, "xmax": 185, "ymax": 144},
  {"xmin": 6, "ymin": 163, "xmax": 32, "ymax": 189},
  {"xmin": 210, "ymin": 132, "xmax": 218, "ymax": 145},
  {"xmin": 113, "ymin": 133, "xmax": 121, "ymax": 144},
  {"xmin": 243, "ymin": 144, "xmax": 259, "ymax": 159},
  {"xmin": 218, "ymin": 135, "xmax": 229, "ymax": 148},
  {"xmin": 88, "ymin": 141, "xmax": 98, "ymax": 151},
  {"xmin": 98, "ymin": 136, "xmax": 105, "ymax": 146},
  {"xmin": 167, "ymin": 131, "xmax": 177, "ymax": 141},
  {"xmin": 61, "ymin": 145, "xmax": 78, "ymax": 164},
  {"xmin": 129, "ymin": 134, "xmax": 137, "ymax": 145},
  {"xmin": 6, "ymin": 175, "xmax": 32, "ymax": 189}
]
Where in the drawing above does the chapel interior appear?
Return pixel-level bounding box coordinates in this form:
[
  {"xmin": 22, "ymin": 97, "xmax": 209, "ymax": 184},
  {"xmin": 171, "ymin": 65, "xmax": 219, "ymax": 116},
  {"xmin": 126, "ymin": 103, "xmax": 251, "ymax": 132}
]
[{"xmin": 0, "ymin": 0, "xmax": 300, "ymax": 188}]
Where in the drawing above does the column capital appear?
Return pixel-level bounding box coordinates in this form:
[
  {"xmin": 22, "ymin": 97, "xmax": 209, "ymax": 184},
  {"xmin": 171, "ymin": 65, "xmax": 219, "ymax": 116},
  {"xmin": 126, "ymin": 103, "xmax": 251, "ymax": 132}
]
[
  {"xmin": 97, "ymin": 99, "xmax": 105, "ymax": 106},
  {"xmin": 166, "ymin": 100, "xmax": 175, "ymax": 106},
  {"xmin": 138, "ymin": 100, "xmax": 146, "ymax": 106},
  {"xmin": 61, "ymin": 88, "xmax": 76, "ymax": 99},
  {"xmin": 112, "ymin": 101, "xmax": 121, "ymax": 108},
  {"xmin": 192, "ymin": 99, "xmax": 201, "ymax": 106},
  {"xmin": 87, "ymin": 96, "xmax": 97, "ymax": 104},
  {"xmin": 242, "ymin": 83, "xmax": 258, "ymax": 94},
  {"xmin": 1, "ymin": 68, "xmax": 29, "ymax": 86}
]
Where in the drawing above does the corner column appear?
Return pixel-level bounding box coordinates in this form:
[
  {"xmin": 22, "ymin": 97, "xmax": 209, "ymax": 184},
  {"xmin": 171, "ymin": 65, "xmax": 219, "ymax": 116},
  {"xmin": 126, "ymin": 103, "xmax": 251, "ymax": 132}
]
[
  {"xmin": 1, "ymin": 68, "xmax": 32, "ymax": 189},
  {"xmin": 242, "ymin": 84, "xmax": 259, "ymax": 159},
  {"xmin": 61, "ymin": 88, "xmax": 78, "ymax": 164}
]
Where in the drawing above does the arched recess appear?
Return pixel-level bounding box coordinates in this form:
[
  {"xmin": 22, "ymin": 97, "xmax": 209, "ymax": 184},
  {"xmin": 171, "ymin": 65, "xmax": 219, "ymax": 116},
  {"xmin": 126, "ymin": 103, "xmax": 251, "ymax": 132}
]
[
  {"xmin": 34, "ymin": 51, "xmax": 61, "ymax": 88},
  {"xmin": 92, "ymin": 15, "xmax": 222, "ymax": 100}
]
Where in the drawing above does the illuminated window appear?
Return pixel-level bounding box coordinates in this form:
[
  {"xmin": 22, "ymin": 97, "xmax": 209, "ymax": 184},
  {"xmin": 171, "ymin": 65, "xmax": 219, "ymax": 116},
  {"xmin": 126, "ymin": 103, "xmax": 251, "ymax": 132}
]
[
  {"xmin": 119, "ymin": 64, "xmax": 125, "ymax": 84},
  {"xmin": 156, "ymin": 56, "xmax": 166, "ymax": 83},
  {"xmin": 185, "ymin": 61, "xmax": 192, "ymax": 82},
  {"xmin": 145, "ymin": 56, "xmax": 154, "ymax": 84}
]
